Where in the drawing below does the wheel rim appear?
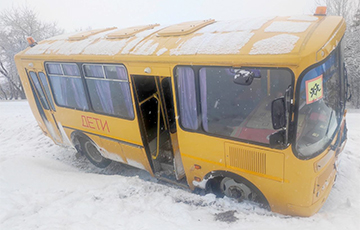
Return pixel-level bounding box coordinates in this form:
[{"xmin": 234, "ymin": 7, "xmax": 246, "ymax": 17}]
[
  {"xmin": 84, "ymin": 141, "xmax": 103, "ymax": 163},
  {"xmin": 220, "ymin": 177, "xmax": 257, "ymax": 202}
]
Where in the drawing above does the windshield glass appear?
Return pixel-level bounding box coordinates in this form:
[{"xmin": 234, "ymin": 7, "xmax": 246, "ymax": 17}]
[
  {"xmin": 295, "ymin": 47, "xmax": 343, "ymax": 159},
  {"xmin": 194, "ymin": 67, "xmax": 292, "ymax": 144}
]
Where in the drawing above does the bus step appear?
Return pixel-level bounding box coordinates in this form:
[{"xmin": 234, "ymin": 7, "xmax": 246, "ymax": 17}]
[
  {"xmin": 160, "ymin": 162, "xmax": 174, "ymax": 173},
  {"xmin": 155, "ymin": 173, "xmax": 189, "ymax": 190}
]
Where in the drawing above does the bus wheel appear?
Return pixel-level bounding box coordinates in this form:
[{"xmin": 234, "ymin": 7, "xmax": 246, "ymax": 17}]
[
  {"xmin": 81, "ymin": 139, "xmax": 111, "ymax": 168},
  {"xmin": 220, "ymin": 177, "xmax": 268, "ymax": 208}
]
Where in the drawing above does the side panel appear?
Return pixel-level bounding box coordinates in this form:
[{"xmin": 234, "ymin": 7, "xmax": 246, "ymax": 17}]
[
  {"xmin": 177, "ymin": 131, "xmax": 286, "ymax": 188},
  {"xmin": 16, "ymin": 59, "xmax": 153, "ymax": 173}
]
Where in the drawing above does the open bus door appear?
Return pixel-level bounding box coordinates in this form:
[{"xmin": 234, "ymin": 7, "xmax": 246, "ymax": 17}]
[
  {"xmin": 132, "ymin": 75, "xmax": 185, "ymax": 180},
  {"xmin": 27, "ymin": 70, "xmax": 62, "ymax": 144}
]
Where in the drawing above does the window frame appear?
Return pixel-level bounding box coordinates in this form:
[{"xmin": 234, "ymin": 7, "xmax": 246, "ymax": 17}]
[
  {"xmin": 82, "ymin": 63, "xmax": 135, "ymax": 120},
  {"xmin": 82, "ymin": 64, "xmax": 130, "ymax": 83},
  {"xmin": 45, "ymin": 62, "xmax": 135, "ymax": 120},
  {"xmin": 45, "ymin": 62, "xmax": 89, "ymax": 111},
  {"xmin": 28, "ymin": 71, "xmax": 50, "ymax": 110},
  {"xmin": 293, "ymin": 43, "xmax": 344, "ymax": 160},
  {"xmin": 173, "ymin": 65, "xmax": 295, "ymax": 148},
  {"xmin": 174, "ymin": 66, "xmax": 199, "ymax": 131}
]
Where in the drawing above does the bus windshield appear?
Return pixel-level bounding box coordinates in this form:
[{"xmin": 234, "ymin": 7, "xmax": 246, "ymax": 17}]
[
  {"xmin": 176, "ymin": 66, "xmax": 292, "ymax": 145},
  {"xmin": 295, "ymin": 47, "xmax": 344, "ymax": 159}
]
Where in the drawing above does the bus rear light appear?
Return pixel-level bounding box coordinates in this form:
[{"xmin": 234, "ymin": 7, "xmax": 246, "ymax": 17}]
[
  {"xmin": 27, "ymin": 37, "xmax": 37, "ymax": 47},
  {"xmin": 315, "ymin": 6, "xmax": 327, "ymax": 16}
]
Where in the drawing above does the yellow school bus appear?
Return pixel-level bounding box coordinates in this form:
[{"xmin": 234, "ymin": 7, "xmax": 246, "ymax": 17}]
[{"xmin": 15, "ymin": 8, "xmax": 348, "ymax": 216}]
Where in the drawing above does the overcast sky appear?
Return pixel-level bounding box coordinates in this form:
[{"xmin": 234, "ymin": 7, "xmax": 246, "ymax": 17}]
[{"xmin": 1, "ymin": 0, "xmax": 319, "ymax": 32}]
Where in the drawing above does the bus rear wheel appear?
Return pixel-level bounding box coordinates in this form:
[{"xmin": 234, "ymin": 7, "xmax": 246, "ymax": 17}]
[
  {"xmin": 80, "ymin": 138, "xmax": 111, "ymax": 168},
  {"xmin": 219, "ymin": 177, "xmax": 269, "ymax": 208}
]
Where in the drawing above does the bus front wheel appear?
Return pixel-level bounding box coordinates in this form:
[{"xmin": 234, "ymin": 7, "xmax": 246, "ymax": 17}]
[
  {"xmin": 219, "ymin": 177, "xmax": 269, "ymax": 209},
  {"xmin": 80, "ymin": 138, "xmax": 111, "ymax": 168}
]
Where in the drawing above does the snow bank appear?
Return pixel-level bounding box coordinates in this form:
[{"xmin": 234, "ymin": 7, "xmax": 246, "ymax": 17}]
[{"xmin": 1, "ymin": 101, "xmax": 359, "ymax": 230}]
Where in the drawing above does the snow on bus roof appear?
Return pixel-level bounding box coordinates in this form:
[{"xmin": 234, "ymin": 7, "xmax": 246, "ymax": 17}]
[
  {"xmin": 250, "ymin": 34, "xmax": 300, "ymax": 55},
  {"xmin": 131, "ymin": 40, "xmax": 159, "ymax": 55},
  {"xmin": 25, "ymin": 29, "xmax": 117, "ymax": 55},
  {"xmin": 170, "ymin": 31, "xmax": 254, "ymax": 55},
  {"xmin": 23, "ymin": 15, "xmax": 325, "ymax": 57},
  {"xmin": 288, "ymin": 15, "xmax": 319, "ymax": 21},
  {"xmin": 265, "ymin": 21, "xmax": 311, "ymax": 33},
  {"xmin": 195, "ymin": 17, "xmax": 274, "ymax": 33},
  {"xmin": 82, "ymin": 39, "xmax": 129, "ymax": 55}
]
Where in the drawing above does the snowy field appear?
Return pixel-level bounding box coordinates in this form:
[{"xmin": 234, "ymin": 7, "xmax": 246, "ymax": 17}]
[{"xmin": 0, "ymin": 100, "xmax": 359, "ymax": 230}]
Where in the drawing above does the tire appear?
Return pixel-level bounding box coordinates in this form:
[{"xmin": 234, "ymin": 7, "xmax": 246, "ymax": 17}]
[
  {"xmin": 80, "ymin": 138, "xmax": 111, "ymax": 168},
  {"xmin": 218, "ymin": 176, "xmax": 269, "ymax": 209}
]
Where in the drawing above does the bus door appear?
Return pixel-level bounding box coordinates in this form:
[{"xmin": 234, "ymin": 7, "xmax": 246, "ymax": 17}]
[
  {"xmin": 132, "ymin": 75, "xmax": 185, "ymax": 180},
  {"xmin": 27, "ymin": 70, "xmax": 62, "ymax": 144},
  {"xmin": 159, "ymin": 77, "xmax": 185, "ymax": 180}
]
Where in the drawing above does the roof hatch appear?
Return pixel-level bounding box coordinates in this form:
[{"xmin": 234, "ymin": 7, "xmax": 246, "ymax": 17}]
[
  {"xmin": 106, "ymin": 24, "xmax": 160, "ymax": 39},
  {"xmin": 157, "ymin": 19, "xmax": 215, "ymax": 37},
  {"xmin": 68, "ymin": 27, "xmax": 117, "ymax": 41}
]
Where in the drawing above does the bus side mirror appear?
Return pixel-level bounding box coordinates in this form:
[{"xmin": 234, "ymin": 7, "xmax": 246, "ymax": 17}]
[
  {"xmin": 271, "ymin": 97, "xmax": 286, "ymax": 129},
  {"xmin": 233, "ymin": 69, "xmax": 261, "ymax": 86},
  {"xmin": 233, "ymin": 71, "xmax": 254, "ymax": 85}
]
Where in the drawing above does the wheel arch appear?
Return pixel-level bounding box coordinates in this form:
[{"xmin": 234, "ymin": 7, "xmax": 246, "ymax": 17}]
[
  {"xmin": 70, "ymin": 131, "xmax": 93, "ymax": 154},
  {"xmin": 203, "ymin": 170, "xmax": 270, "ymax": 209},
  {"xmin": 70, "ymin": 130, "xmax": 112, "ymax": 168}
]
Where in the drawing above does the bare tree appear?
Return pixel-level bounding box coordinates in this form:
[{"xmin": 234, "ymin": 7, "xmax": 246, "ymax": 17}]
[
  {"xmin": 345, "ymin": 2, "xmax": 360, "ymax": 109},
  {"xmin": 313, "ymin": 1, "xmax": 360, "ymax": 108},
  {"xmin": 352, "ymin": 5, "xmax": 360, "ymax": 27},
  {"xmin": 0, "ymin": 6, "xmax": 63, "ymax": 100},
  {"xmin": 344, "ymin": 25, "xmax": 360, "ymax": 108},
  {"xmin": 314, "ymin": 0, "xmax": 359, "ymax": 22},
  {"xmin": 0, "ymin": 79, "xmax": 8, "ymax": 100}
]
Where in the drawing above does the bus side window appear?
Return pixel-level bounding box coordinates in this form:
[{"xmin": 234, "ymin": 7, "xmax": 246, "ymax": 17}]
[
  {"xmin": 176, "ymin": 67, "xmax": 198, "ymax": 130},
  {"xmin": 29, "ymin": 71, "xmax": 50, "ymax": 110},
  {"xmin": 47, "ymin": 63, "xmax": 89, "ymax": 110},
  {"xmin": 84, "ymin": 64, "xmax": 134, "ymax": 119}
]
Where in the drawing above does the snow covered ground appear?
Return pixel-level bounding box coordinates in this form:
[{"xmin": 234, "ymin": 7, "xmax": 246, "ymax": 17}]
[{"xmin": 0, "ymin": 100, "xmax": 359, "ymax": 230}]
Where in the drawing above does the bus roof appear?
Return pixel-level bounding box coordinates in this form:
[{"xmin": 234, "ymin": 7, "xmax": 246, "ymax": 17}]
[{"xmin": 19, "ymin": 15, "xmax": 346, "ymax": 66}]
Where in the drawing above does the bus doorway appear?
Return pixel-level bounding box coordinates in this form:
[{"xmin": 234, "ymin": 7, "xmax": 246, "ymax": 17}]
[
  {"xmin": 27, "ymin": 70, "xmax": 62, "ymax": 144},
  {"xmin": 132, "ymin": 75, "xmax": 185, "ymax": 180}
]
